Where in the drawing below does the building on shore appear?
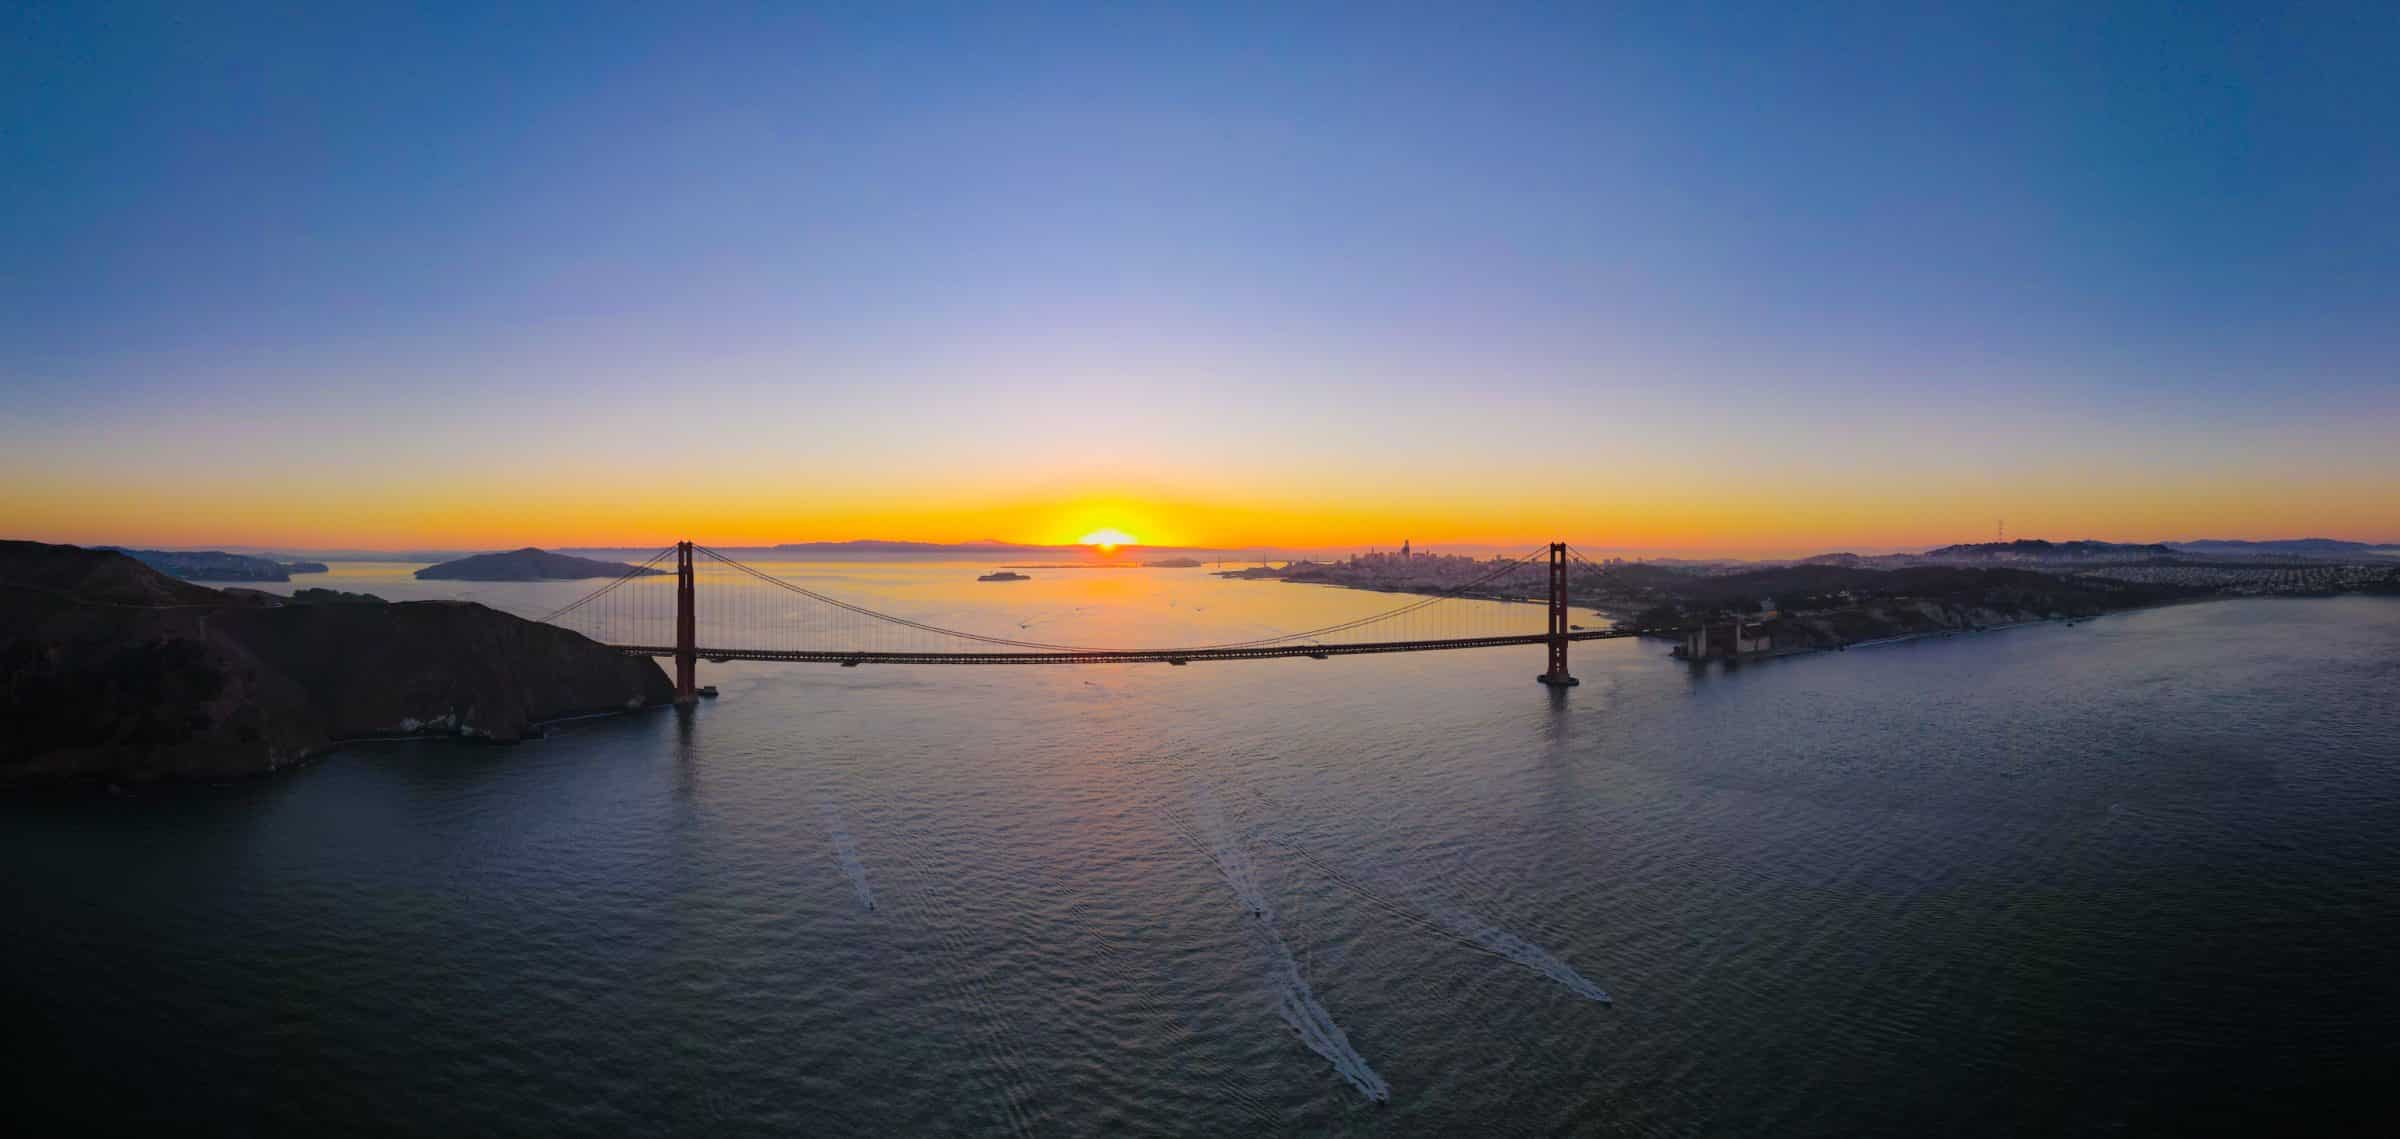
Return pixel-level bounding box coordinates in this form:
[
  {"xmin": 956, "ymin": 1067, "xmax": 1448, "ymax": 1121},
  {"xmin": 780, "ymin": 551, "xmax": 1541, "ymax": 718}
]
[{"xmin": 1677, "ymin": 614, "xmax": 1775, "ymax": 661}]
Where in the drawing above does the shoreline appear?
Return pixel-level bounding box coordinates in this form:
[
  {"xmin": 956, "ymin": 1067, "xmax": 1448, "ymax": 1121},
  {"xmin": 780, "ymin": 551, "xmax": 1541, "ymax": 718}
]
[
  {"xmin": 1237, "ymin": 572, "xmax": 2396, "ymax": 667},
  {"xmin": 1700, "ymin": 591, "xmax": 2356, "ymax": 666}
]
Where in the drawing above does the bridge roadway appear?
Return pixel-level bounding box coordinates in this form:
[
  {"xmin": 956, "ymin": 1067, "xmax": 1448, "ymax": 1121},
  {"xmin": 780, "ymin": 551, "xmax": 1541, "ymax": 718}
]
[{"xmin": 609, "ymin": 629, "xmax": 1640, "ymax": 666}]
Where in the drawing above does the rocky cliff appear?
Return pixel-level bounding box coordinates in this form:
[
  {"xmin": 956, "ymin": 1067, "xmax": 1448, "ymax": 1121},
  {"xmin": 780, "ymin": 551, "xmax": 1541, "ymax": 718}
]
[{"xmin": 1, "ymin": 541, "xmax": 673, "ymax": 788}]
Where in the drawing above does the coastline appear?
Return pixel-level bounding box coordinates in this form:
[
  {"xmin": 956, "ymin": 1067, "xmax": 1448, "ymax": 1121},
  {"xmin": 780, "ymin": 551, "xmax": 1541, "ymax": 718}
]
[
  {"xmin": 1231, "ymin": 570, "xmax": 2396, "ymax": 667},
  {"xmin": 10, "ymin": 699, "xmax": 670, "ymax": 798},
  {"xmin": 1697, "ymin": 592, "xmax": 2355, "ymax": 665}
]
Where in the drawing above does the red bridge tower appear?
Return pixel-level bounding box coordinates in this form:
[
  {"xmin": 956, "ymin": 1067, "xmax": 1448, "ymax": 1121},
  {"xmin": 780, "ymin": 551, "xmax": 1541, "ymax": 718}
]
[
  {"xmin": 1537, "ymin": 541, "xmax": 1578, "ymax": 687},
  {"xmin": 674, "ymin": 540, "xmax": 698, "ymax": 703}
]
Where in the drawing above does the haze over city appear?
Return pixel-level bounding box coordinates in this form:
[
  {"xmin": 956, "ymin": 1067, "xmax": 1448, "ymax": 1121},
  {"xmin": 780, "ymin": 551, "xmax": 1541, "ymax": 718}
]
[{"xmin": 7, "ymin": 3, "xmax": 2394, "ymax": 555}]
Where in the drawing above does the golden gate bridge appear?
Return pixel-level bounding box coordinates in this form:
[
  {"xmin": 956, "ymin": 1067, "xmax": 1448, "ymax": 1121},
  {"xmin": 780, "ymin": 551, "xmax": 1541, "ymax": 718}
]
[{"xmin": 538, "ymin": 542, "xmax": 1634, "ymax": 702}]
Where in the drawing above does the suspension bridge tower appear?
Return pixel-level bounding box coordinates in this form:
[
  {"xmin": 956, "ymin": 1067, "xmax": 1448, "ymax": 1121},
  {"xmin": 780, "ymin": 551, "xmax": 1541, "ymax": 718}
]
[
  {"xmin": 1538, "ymin": 542, "xmax": 1578, "ymax": 687},
  {"xmin": 674, "ymin": 540, "xmax": 698, "ymax": 703}
]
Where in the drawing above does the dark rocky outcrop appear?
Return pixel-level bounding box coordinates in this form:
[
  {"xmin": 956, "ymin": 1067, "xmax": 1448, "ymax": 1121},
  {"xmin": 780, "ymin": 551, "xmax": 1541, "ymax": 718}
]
[
  {"xmin": 1, "ymin": 541, "xmax": 673, "ymax": 788},
  {"xmin": 415, "ymin": 547, "xmax": 667, "ymax": 581},
  {"xmin": 217, "ymin": 587, "xmax": 390, "ymax": 607},
  {"xmin": 287, "ymin": 587, "xmax": 387, "ymax": 605}
]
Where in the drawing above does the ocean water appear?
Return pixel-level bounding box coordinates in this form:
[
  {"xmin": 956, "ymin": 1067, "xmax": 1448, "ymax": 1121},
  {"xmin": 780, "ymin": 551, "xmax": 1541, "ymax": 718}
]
[{"xmin": 6, "ymin": 562, "xmax": 2398, "ymax": 1136}]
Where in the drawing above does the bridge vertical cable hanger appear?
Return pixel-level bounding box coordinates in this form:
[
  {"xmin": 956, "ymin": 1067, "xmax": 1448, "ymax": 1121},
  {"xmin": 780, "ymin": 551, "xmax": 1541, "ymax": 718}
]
[
  {"xmin": 532, "ymin": 541, "xmax": 1633, "ymax": 671},
  {"xmin": 536, "ymin": 545, "xmax": 676, "ymax": 621}
]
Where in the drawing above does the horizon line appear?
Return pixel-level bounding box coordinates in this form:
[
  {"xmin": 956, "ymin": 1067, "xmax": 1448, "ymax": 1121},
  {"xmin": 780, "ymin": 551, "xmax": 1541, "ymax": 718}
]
[{"xmin": 40, "ymin": 533, "xmax": 2400, "ymax": 561}]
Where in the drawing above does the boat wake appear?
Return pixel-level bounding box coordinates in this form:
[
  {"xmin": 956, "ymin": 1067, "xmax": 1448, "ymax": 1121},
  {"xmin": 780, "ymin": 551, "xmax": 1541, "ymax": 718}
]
[
  {"xmin": 1419, "ymin": 900, "xmax": 1609, "ymax": 1002},
  {"xmin": 1259, "ymin": 924, "xmax": 1391, "ymax": 1102},
  {"xmin": 1269, "ymin": 829, "xmax": 1611, "ymax": 1004},
  {"xmin": 819, "ymin": 804, "xmax": 877, "ymax": 911},
  {"xmin": 1173, "ymin": 788, "xmax": 1390, "ymax": 1102},
  {"xmin": 1182, "ymin": 790, "xmax": 1274, "ymax": 921}
]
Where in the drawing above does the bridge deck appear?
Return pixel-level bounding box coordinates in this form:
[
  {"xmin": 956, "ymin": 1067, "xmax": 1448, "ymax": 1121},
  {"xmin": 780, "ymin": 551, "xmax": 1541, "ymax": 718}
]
[{"xmin": 608, "ymin": 629, "xmax": 1639, "ymax": 665}]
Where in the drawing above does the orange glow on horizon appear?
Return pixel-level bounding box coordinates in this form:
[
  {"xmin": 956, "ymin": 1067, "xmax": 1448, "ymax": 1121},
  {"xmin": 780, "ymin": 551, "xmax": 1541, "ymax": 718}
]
[
  {"xmin": 6, "ymin": 469, "xmax": 2397, "ymax": 558},
  {"xmin": 1077, "ymin": 527, "xmax": 1137, "ymax": 553}
]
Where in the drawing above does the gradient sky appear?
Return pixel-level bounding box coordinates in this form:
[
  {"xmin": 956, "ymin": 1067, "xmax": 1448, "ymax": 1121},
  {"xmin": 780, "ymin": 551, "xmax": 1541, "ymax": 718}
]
[{"xmin": 5, "ymin": 2, "xmax": 2395, "ymax": 554}]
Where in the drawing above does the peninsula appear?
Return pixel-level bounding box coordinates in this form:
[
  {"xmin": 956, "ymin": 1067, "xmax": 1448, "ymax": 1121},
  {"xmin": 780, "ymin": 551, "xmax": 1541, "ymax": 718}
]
[
  {"xmin": 102, "ymin": 548, "xmax": 328, "ymax": 582},
  {"xmin": 1, "ymin": 541, "xmax": 672, "ymax": 787},
  {"xmin": 1220, "ymin": 539, "xmax": 2400, "ymax": 659},
  {"xmin": 416, "ymin": 547, "xmax": 667, "ymax": 581}
]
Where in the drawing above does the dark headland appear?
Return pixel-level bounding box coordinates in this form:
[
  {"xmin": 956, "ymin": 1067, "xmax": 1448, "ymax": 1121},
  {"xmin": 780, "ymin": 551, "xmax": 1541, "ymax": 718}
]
[
  {"xmin": 416, "ymin": 547, "xmax": 667, "ymax": 581},
  {"xmin": 101, "ymin": 547, "xmax": 329, "ymax": 581},
  {"xmin": 1, "ymin": 541, "xmax": 672, "ymax": 788}
]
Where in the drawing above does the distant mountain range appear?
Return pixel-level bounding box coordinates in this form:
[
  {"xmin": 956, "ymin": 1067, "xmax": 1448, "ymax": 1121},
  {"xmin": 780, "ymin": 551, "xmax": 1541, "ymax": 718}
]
[
  {"xmin": 766, "ymin": 539, "xmax": 1226, "ymax": 557},
  {"xmin": 2169, "ymin": 538, "xmax": 2400, "ymax": 558},
  {"xmin": 771, "ymin": 539, "xmax": 1052, "ymax": 554},
  {"xmin": 1923, "ymin": 539, "xmax": 2179, "ymax": 562},
  {"xmin": 1786, "ymin": 537, "xmax": 2400, "ymax": 570}
]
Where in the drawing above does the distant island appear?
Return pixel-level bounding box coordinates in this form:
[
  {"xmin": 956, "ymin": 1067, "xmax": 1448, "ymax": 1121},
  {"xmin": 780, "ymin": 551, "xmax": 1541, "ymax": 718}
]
[
  {"xmin": 416, "ymin": 547, "xmax": 668, "ymax": 581},
  {"xmin": 1, "ymin": 541, "xmax": 670, "ymax": 787},
  {"xmin": 976, "ymin": 570, "xmax": 1030, "ymax": 582},
  {"xmin": 997, "ymin": 557, "xmax": 1208, "ymax": 570},
  {"xmin": 102, "ymin": 548, "xmax": 328, "ymax": 582}
]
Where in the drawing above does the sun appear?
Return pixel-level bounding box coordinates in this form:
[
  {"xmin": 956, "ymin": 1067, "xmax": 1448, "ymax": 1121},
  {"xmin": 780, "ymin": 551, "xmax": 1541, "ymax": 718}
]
[{"xmin": 1078, "ymin": 527, "xmax": 1138, "ymax": 553}]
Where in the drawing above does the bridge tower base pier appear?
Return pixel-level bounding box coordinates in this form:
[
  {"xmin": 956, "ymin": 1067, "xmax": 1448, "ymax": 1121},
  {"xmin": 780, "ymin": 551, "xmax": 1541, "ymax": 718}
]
[
  {"xmin": 674, "ymin": 540, "xmax": 698, "ymax": 704},
  {"xmin": 1536, "ymin": 541, "xmax": 1579, "ymax": 687}
]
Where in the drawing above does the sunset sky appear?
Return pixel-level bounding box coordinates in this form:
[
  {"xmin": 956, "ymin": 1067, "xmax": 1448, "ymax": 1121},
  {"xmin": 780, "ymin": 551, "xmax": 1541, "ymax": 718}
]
[{"xmin": 5, "ymin": 3, "xmax": 2395, "ymax": 555}]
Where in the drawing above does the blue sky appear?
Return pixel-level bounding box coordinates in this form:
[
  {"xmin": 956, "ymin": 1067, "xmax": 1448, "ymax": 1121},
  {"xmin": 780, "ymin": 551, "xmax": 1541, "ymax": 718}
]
[{"xmin": 4, "ymin": 2, "xmax": 2394, "ymax": 550}]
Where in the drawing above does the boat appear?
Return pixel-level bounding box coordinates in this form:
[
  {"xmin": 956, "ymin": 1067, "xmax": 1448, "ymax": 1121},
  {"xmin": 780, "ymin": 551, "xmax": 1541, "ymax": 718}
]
[{"xmin": 977, "ymin": 570, "xmax": 1029, "ymax": 582}]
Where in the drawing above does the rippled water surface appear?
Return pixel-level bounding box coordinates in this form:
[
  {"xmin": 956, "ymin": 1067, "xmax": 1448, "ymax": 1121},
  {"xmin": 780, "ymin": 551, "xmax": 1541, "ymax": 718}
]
[{"xmin": 7, "ymin": 563, "xmax": 2399, "ymax": 1136}]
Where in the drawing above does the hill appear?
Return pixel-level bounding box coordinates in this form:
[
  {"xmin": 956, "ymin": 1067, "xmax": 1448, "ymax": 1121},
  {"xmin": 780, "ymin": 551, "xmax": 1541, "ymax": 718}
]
[
  {"xmin": 100, "ymin": 548, "xmax": 328, "ymax": 581},
  {"xmin": 2171, "ymin": 538, "xmax": 2400, "ymax": 560},
  {"xmin": 1923, "ymin": 539, "xmax": 2177, "ymax": 563},
  {"xmin": 1597, "ymin": 561, "xmax": 2203, "ymax": 653},
  {"xmin": 416, "ymin": 547, "xmax": 667, "ymax": 581},
  {"xmin": 2, "ymin": 541, "xmax": 670, "ymax": 787}
]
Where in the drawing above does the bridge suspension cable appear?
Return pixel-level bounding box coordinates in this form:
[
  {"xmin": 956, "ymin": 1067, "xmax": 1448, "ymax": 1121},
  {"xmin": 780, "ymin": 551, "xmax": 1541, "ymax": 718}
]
[
  {"xmin": 695, "ymin": 543, "xmax": 1559, "ymax": 653},
  {"xmin": 1169, "ymin": 546, "xmax": 1551, "ymax": 649},
  {"xmin": 692, "ymin": 544, "xmax": 1115, "ymax": 651},
  {"xmin": 529, "ymin": 540, "xmax": 1608, "ymax": 665},
  {"xmin": 537, "ymin": 545, "xmax": 677, "ymax": 624}
]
